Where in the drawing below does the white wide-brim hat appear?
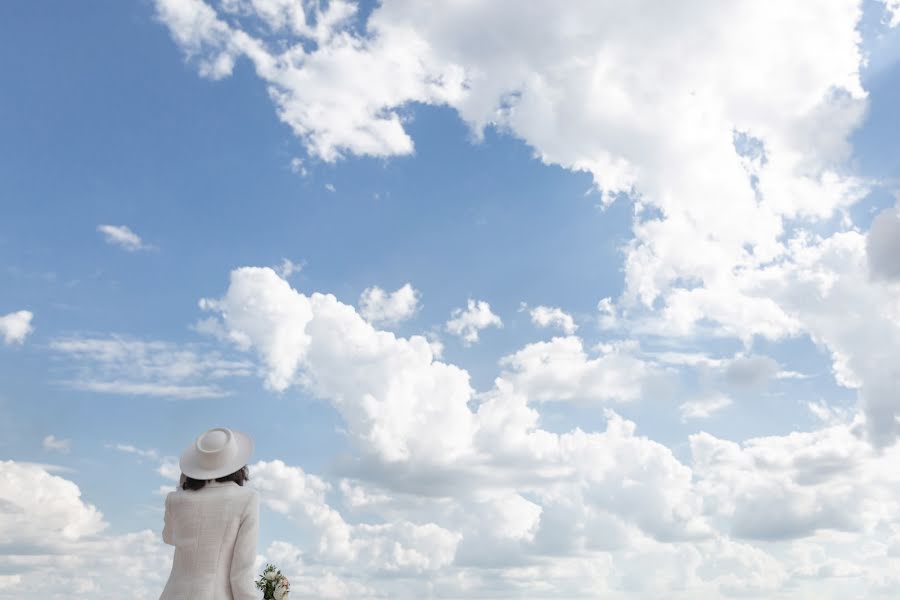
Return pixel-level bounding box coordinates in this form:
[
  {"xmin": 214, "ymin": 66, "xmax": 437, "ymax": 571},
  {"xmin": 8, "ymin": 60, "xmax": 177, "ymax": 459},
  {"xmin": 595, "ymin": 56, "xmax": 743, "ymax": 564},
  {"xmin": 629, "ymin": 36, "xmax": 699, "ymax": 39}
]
[{"xmin": 180, "ymin": 427, "xmax": 254, "ymax": 480}]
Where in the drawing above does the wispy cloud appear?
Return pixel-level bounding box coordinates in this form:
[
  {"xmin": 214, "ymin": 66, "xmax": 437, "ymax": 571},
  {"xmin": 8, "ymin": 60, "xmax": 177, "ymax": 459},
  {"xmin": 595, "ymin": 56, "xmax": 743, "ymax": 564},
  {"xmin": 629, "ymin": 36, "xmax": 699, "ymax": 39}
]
[
  {"xmin": 50, "ymin": 335, "xmax": 253, "ymax": 399},
  {"xmin": 289, "ymin": 156, "xmax": 308, "ymax": 177},
  {"xmin": 71, "ymin": 380, "xmax": 227, "ymax": 398},
  {"xmin": 97, "ymin": 224, "xmax": 151, "ymax": 252},
  {"xmin": 680, "ymin": 392, "xmax": 733, "ymax": 421},
  {"xmin": 42, "ymin": 435, "xmax": 71, "ymax": 454},
  {"xmin": 276, "ymin": 257, "xmax": 305, "ymax": 279},
  {"xmin": 107, "ymin": 443, "xmax": 160, "ymax": 461}
]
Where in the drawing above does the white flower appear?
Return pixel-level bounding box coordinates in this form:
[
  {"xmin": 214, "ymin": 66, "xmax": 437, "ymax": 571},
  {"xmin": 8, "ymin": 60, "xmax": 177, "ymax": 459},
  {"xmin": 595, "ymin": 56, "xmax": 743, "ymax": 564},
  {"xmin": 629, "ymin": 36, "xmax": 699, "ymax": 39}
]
[{"xmin": 265, "ymin": 571, "xmax": 278, "ymax": 581}]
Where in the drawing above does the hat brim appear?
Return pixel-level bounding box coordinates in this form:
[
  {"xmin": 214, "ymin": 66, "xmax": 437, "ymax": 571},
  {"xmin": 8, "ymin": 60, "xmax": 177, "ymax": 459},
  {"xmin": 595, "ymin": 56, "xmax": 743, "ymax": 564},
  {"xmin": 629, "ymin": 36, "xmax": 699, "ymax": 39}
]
[{"xmin": 179, "ymin": 429, "xmax": 254, "ymax": 480}]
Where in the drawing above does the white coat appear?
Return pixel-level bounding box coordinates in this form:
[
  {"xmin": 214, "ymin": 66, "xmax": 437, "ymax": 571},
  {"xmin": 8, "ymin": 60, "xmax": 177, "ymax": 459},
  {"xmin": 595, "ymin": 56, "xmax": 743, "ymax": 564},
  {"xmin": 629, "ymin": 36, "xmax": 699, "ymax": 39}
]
[{"xmin": 159, "ymin": 480, "xmax": 260, "ymax": 600}]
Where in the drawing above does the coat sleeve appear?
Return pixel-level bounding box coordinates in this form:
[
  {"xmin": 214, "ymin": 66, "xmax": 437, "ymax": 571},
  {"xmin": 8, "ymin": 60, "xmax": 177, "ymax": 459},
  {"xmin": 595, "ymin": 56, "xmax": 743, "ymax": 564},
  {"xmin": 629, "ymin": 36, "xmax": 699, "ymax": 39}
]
[
  {"xmin": 162, "ymin": 493, "xmax": 175, "ymax": 546},
  {"xmin": 230, "ymin": 491, "xmax": 260, "ymax": 600}
]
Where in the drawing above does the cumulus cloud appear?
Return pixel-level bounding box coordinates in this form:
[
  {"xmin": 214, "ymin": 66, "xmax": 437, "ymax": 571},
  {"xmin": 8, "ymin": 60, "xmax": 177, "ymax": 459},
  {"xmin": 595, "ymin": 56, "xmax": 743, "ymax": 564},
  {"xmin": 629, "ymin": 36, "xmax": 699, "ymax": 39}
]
[
  {"xmin": 149, "ymin": 1, "xmax": 900, "ymax": 449},
  {"xmin": 358, "ymin": 283, "xmax": 420, "ymax": 326},
  {"xmin": 27, "ymin": 264, "xmax": 900, "ymax": 597},
  {"xmin": 97, "ymin": 224, "xmax": 150, "ymax": 252},
  {"xmin": 201, "ymin": 268, "xmax": 475, "ymax": 463},
  {"xmin": 761, "ymin": 232, "xmax": 900, "ymax": 447},
  {"xmin": 195, "ymin": 266, "xmax": 900, "ymax": 596},
  {"xmin": 49, "ymin": 336, "xmax": 253, "ymax": 399},
  {"xmin": 0, "ymin": 461, "xmax": 171, "ymax": 598},
  {"xmin": 252, "ymin": 459, "xmax": 460, "ymax": 572},
  {"xmin": 526, "ymin": 304, "xmax": 577, "ymax": 335},
  {"xmin": 200, "ymin": 269, "xmax": 708, "ymax": 547},
  {"xmin": 445, "ymin": 299, "xmax": 502, "ymax": 345},
  {"xmin": 154, "ymin": 0, "xmax": 865, "ymax": 206},
  {"xmin": 689, "ymin": 422, "xmax": 897, "ymax": 542},
  {"xmin": 0, "ymin": 310, "xmax": 33, "ymax": 345},
  {"xmin": 497, "ymin": 336, "xmax": 666, "ymax": 404},
  {"xmin": 155, "ymin": 0, "xmax": 462, "ymax": 160},
  {"xmin": 144, "ymin": 0, "xmax": 900, "ymax": 593},
  {"xmin": 0, "ymin": 460, "xmax": 106, "ymax": 549},
  {"xmin": 867, "ymin": 203, "xmax": 900, "ymax": 281}
]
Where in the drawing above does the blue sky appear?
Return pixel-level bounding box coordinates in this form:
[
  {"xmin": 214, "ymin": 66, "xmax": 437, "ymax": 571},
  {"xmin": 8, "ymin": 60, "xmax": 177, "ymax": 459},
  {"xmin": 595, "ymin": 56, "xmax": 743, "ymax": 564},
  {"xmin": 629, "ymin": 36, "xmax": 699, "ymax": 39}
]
[{"xmin": 3, "ymin": 1, "xmax": 900, "ymax": 598}]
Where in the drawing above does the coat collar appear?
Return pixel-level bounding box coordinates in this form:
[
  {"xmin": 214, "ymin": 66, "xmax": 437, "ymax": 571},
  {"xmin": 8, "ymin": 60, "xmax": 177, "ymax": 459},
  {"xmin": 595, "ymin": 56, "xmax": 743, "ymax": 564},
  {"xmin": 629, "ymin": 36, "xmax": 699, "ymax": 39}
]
[{"xmin": 205, "ymin": 480, "xmax": 237, "ymax": 488}]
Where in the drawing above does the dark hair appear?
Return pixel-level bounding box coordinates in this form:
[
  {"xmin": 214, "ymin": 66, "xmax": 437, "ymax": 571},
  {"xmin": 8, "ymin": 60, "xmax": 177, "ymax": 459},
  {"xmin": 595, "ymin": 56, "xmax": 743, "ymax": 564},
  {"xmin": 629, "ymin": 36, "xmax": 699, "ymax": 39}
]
[{"xmin": 181, "ymin": 465, "xmax": 250, "ymax": 491}]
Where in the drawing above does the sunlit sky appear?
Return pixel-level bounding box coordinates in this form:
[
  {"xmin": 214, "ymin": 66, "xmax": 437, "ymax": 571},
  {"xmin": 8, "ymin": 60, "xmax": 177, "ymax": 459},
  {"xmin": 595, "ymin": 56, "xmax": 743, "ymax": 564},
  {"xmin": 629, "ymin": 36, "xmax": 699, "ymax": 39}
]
[{"xmin": 3, "ymin": 1, "xmax": 900, "ymax": 598}]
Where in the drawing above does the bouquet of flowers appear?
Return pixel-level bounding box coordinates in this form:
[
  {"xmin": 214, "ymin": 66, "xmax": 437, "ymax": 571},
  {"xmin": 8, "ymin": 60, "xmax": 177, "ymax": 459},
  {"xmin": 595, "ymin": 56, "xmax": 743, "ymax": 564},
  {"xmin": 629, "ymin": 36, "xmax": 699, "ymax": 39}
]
[{"xmin": 255, "ymin": 564, "xmax": 290, "ymax": 600}]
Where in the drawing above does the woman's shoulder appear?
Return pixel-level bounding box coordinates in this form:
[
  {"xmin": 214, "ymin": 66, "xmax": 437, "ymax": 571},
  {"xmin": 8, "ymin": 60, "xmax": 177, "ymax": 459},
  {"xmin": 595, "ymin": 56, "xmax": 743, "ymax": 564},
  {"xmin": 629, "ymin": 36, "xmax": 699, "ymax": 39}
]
[
  {"xmin": 214, "ymin": 483, "xmax": 260, "ymax": 507},
  {"xmin": 165, "ymin": 483, "xmax": 258, "ymax": 498}
]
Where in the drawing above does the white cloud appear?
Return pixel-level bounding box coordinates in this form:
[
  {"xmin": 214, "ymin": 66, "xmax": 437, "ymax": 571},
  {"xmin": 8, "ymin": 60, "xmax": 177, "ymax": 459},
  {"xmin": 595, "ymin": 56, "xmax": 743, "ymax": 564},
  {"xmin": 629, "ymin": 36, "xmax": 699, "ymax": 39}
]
[
  {"xmin": 49, "ymin": 336, "xmax": 253, "ymax": 399},
  {"xmin": 679, "ymin": 392, "xmax": 733, "ymax": 421},
  {"xmin": 0, "ymin": 460, "xmax": 106, "ymax": 549},
  {"xmin": 143, "ymin": 1, "xmax": 900, "ymax": 590},
  {"xmin": 201, "ymin": 268, "xmax": 475, "ymax": 464},
  {"xmin": 157, "ymin": 456, "xmax": 181, "ymax": 482},
  {"xmin": 527, "ymin": 304, "xmax": 577, "ymax": 335},
  {"xmin": 358, "ymin": 283, "xmax": 420, "ymax": 326},
  {"xmin": 0, "ymin": 461, "xmax": 171, "ymax": 598},
  {"xmin": 220, "ymin": 0, "xmax": 310, "ymax": 36},
  {"xmin": 251, "ymin": 459, "xmax": 460, "ymax": 572},
  {"xmin": 497, "ymin": 336, "xmax": 666, "ymax": 404},
  {"xmin": 149, "ymin": 0, "xmax": 873, "ymax": 369},
  {"xmin": 596, "ymin": 297, "xmax": 618, "ymax": 330},
  {"xmin": 153, "ymin": 0, "xmax": 240, "ymax": 79},
  {"xmin": 867, "ymin": 203, "xmax": 900, "ymax": 281},
  {"xmin": 97, "ymin": 224, "xmax": 149, "ymax": 252},
  {"xmin": 197, "ymin": 271, "xmax": 900, "ymax": 591},
  {"xmin": 808, "ymin": 400, "xmax": 853, "ymax": 426},
  {"xmin": 445, "ymin": 299, "xmax": 502, "ymax": 345},
  {"xmin": 68, "ymin": 380, "xmax": 228, "ymax": 398},
  {"xmin": 42, "ymin": 435, "xmax": 71, "ymax": 454},
  {"xmin": 760, "ymin": 232, "xmax": 900, "ymax": 447},
  {"xmin": 629, "ymin": 228, "xmax": 900, "ymax": 446},
  {"xmin": 289, "ymin": 156, "xmax": 308, "ymax": 176},
  {"xmin": 48, "ymin": 265, "xmax": 898, "ymax": 596},
  {"xmin": 263, "ymin": 541, "xmax": 378, "ymax": 599},
  {"xmin": 689, "ymin": 422, "xmax": 897, "ymax": 542},
  {"xmin": 324, "ymin": 182, "xmax": 336, "ymax": 192},
  {"xmin": 276, "ymin": 257, "xmax": 305, "ymax": 279},
  {"xmin": 146, "ymin": 0, "xmax": 900, "ymax": 450},
  {"xmin": 882, "ymin": 0, "xmax": 900, "ymax": 27},
  {"xmin": 108, "ymin": 443, "xmax": 160, "ymax": 462},
  {"xmin": 200, "ymin": 269, "xmax": 709, "ymax": 549},
  {"xmin": 155, "ymin": 0, "xmax": 448, "ymax": 160},
  {"xmin": 153, "ymin": 0, "xmax": 865, "ymax": 206},
  {"xmin": 0, "ymin": 310, "xmax": 33, "ymax": 345},
  {"xmin": 149, "ymin": 0, "xmax": 900, "ymax": 451}
]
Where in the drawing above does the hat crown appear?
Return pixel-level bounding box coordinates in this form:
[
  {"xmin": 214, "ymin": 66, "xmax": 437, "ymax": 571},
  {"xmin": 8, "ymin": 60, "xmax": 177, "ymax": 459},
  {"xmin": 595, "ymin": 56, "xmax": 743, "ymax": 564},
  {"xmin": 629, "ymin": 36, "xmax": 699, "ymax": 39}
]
[
  {"xmin": 193, "ymin": 427, "xmax": 237, "ymax": 471},
  {"xmin": 197, "ymin": 428, "xmax": 232, "ymax": 453}
]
